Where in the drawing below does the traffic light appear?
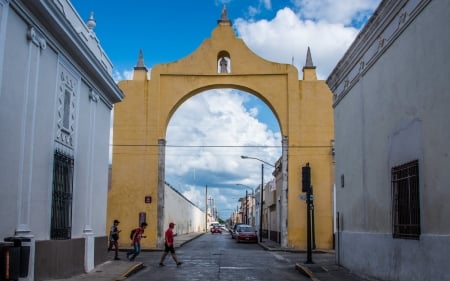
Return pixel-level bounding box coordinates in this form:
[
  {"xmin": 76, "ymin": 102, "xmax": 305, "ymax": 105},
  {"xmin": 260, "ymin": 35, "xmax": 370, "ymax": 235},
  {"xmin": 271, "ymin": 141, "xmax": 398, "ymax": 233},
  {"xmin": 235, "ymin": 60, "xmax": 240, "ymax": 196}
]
[{"xmin": 302, "ymin": 163, "xmax": 311, "ymax": 193}]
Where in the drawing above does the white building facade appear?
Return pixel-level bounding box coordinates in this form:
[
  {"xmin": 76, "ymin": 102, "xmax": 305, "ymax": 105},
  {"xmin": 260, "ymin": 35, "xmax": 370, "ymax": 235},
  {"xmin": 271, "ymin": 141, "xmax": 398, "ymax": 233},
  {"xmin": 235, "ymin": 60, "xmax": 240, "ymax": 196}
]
[
  {"xmin": 327, "ymin": 0, "xmax": 450, "ymax": 280},
  {"xmin": 0, "ymin": 0, "xmax": 123, "ymax": 280}
]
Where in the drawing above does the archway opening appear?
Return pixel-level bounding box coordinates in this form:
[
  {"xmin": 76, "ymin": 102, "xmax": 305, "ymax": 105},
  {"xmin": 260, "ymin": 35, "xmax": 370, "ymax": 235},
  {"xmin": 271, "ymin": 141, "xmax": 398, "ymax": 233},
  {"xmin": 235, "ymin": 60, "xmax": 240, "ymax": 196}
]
[{"xmin": 165, "ymin": 88, "xmax": 282, "ymax": 223}]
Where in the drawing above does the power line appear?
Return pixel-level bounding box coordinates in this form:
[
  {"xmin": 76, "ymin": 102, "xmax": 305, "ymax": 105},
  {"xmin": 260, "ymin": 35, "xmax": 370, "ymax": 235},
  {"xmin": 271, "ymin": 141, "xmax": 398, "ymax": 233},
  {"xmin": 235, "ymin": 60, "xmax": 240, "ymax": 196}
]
[{"xmin": 111, "ymin": 144, "xmax": 332, "ymax": 148}]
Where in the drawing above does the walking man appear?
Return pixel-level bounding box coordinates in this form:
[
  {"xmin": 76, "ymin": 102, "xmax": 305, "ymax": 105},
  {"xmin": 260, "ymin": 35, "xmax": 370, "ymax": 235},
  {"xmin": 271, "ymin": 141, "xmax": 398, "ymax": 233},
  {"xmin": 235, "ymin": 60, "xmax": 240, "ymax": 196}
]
[
  {"xmin": 127, "ymin": 222, "xmax": 147, "ymax": 261},
  {"xmin": 159, "ymin": 222, "xmax": 182, "ymax": 266},
  {"xmin": 108, "ymin": 219, "xmax": 121, "ymax": 260}
]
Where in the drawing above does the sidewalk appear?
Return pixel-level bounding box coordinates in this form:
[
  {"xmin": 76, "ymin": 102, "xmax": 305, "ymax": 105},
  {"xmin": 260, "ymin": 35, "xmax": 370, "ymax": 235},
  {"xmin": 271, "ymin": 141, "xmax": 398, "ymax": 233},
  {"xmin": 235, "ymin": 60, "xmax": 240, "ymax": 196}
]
[
  {"xmin": 258, "ymin": 239, "xmax": 378, "ymax": 281},
  {"xmin": 46, "ymin": 232, "xmax": 204, "ymax": 281},
  {"xmin": 49, "ymin": 232, "xmax": 375, "ymax": 281}
]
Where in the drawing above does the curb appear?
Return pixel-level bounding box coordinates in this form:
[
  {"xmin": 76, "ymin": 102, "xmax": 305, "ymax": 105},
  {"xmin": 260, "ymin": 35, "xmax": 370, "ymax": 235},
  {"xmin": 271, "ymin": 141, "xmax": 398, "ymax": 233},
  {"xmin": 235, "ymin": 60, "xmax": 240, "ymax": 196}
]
[
  {"xmin": 179, "ymin": 232, "xmax": 205, "ymax": 247},
  {"xmin": 258, "ymin": 242, "xmax": 332, "ymax": 254},
  {"xmin": 295, "ymin": 263, "xmax": 321, "ymax": 281},
  {"xmin": 116, "ymin": 262, "xmax": 144, "ymax": 281}
]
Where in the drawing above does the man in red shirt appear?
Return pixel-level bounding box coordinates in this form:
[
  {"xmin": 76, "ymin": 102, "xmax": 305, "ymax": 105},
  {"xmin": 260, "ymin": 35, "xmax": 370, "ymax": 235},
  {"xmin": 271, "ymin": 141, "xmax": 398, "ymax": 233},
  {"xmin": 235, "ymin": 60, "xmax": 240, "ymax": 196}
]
[
  {"xmin": 126, "ymin": 222, "xmax": 147, "ymax": 261},
  {"xmin": 159, "ymin": 222, "xmax": 182, "ymax": 266}
]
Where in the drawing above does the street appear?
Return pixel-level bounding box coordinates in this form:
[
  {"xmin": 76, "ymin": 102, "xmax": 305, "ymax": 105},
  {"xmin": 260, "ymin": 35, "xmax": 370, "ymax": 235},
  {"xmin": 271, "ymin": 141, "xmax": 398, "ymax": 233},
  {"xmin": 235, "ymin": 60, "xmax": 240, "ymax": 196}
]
[{"xmin": 126, "ymin": 232, "xmax": 310, "ymax": 281}]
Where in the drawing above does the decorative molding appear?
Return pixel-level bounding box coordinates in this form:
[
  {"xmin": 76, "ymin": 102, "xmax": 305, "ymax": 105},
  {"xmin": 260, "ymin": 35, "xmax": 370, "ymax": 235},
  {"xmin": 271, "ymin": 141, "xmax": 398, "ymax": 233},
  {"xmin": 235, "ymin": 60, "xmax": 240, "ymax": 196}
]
[
  {"xmin": 327, "ymin": 0, "xmax": 432, "ymax": 107},
  {"xmin": 0, "ymin": 0, "xmax": 10, "ymax": 99},
  {"xmin": 55, "ymin": 63, "xmax": 77, "ymax": 148},
  {"xmin": 89, "ymin": 88, "xmax": 99, "ymax": 103},
  {"xmin": 27, "ymin": 26, "xmax": 46, "ymax": 49}
]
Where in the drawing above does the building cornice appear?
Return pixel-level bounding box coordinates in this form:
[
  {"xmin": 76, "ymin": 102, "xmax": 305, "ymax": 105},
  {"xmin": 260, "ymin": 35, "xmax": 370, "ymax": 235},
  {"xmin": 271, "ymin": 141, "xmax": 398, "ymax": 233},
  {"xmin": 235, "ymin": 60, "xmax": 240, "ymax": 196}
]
[
  {"xmin": 15, "ymin": 0, "xmax": 124, "ymax": 107},
  {"xmin": 327, "ymin": 0, "xmax": 432, "ymax": 107}
]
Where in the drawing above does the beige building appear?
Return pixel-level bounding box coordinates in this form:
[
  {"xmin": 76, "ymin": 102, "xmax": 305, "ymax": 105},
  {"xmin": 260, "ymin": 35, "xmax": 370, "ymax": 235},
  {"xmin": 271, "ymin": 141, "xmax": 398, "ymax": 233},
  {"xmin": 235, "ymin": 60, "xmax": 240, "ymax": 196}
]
[
  {"xmin": 109, "ymin": 8, "xmax": 335, "ymax": 250},
  {"xmin": 328, "ymin": 0, "xmax": 450, "ymax": 280}
]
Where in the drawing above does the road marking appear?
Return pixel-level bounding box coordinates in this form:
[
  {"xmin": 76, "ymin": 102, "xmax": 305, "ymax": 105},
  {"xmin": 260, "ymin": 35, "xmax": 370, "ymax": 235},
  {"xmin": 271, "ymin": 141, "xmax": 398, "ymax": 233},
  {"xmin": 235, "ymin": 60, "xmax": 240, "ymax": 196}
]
[
  {"xmin": 220, "ymin": 267, "xmax": 256, "ymax": 270},
  {"xmin": 271, "ymin": 253, "xmax": 288, "ymax": 262}
]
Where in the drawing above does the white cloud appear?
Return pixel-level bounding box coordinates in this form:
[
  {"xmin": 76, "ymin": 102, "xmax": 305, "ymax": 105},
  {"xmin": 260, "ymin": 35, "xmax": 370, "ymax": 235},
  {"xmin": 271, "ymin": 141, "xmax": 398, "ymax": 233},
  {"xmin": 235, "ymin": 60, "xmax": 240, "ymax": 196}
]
[
  {"xmin": 112, "ymin": 69, "xmax": 133, "ymax": 82},
  {"xmin": 181, "ymin": 185, "xmax": 205, "ymax": 208},
  {"xmin": 165, "ymin": 89, "xmax": 282, "ymax": 215},
  {"xmin": 166, "ymin": 89, "xmax": 281, "ymax": 177},
  {"xmin": 261, "ymin": 0, "xmax": 271, "ymax": 10},
  {"xmin": 234, "ymin": 7, "xmax": 360, "ymax": 79},
  {"xmin": 292, "ymin": 0, "xmax": 380, "ymax": 25},
  {"xmin": 247, "ymin": 0, "xmax": 272, "ymax": 17}
]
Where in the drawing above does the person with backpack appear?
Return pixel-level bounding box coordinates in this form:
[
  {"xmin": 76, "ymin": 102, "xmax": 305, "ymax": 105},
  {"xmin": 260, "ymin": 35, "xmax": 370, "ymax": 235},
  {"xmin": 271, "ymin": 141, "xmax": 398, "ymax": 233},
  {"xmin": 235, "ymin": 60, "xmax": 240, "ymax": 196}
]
[
  {"xmin": 107, "ymin": 219, "xmax": 121, "ymax": 260},
  {"xmin": 126, "ymin": 222, "xmax": 147, "ymax": 261}
]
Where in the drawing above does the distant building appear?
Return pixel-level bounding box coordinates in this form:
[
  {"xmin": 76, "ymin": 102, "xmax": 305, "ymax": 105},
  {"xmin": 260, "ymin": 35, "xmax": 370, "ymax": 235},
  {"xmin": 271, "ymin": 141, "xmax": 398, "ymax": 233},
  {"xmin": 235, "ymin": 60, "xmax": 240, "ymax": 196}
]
[
  {"xmin": 0, "ymin": 1, "xmax": 123, "ymax": 280},
  {"xmin": 264, "ymin": 158, "xmax": 282, "ymax": 243},
  {"xmin": 327, "ymin": 0, "xmax": 450, "ymax": 280}
]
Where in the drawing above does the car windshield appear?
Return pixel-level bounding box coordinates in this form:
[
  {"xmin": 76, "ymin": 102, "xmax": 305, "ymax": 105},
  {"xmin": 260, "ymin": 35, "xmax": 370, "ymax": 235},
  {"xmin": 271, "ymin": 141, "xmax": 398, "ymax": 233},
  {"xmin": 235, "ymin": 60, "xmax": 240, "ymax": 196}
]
[{"xmin": 238, "ymin": 226, "xmax": 255, "ymax": 232}]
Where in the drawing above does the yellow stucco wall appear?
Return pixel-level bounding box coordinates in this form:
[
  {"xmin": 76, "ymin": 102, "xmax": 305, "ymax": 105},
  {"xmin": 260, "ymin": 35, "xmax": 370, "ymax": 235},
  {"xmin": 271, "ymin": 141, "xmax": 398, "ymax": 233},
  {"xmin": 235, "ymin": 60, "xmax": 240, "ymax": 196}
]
[
  {"xmin": 287, "ymin": 76, "xmax": 334, "ymax": 249},
  {"xmin": 108, "ymin": 21, "xmax": 334, "ymax": 249}
]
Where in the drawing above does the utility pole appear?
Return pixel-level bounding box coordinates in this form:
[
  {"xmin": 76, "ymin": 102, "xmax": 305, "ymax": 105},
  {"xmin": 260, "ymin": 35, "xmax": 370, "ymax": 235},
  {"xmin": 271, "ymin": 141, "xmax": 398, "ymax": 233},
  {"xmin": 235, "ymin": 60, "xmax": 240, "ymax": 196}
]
[
  {"xmin": 205, "ymin": 185, "xmax": 208, "ymax": 232},
  {"xmin": 245, "ymin": 189, "xmax": 248, "ymax": 224},
  {"xmin": 260, "ymin": 163, "xmax": 264, "ymax": 242}
]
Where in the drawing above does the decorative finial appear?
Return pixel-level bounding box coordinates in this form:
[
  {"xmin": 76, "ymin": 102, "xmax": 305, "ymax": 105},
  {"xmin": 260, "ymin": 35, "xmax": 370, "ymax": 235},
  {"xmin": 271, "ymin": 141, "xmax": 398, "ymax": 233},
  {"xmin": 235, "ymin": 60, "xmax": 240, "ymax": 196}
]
[
  {"xmin": 86, "ymin": 11, "xmax": 96, "ymax": 31},
  {"xmin": 217, "ymin": 5, "xmax": 231, "ymax": 26},
  {"xmin": 302, "ymin": 46, "xmax": 317, "ymax": 80},
  {"xmin": 134, "ymin": 49, "xmax": 148, "ymax": 71},
  {"xmin": 304, "ymin": 46, "xmax": 316, "ymax": 69},
  {"xmin": 137, "ymin": 49, "xmax": 145, "ymax": 67}
]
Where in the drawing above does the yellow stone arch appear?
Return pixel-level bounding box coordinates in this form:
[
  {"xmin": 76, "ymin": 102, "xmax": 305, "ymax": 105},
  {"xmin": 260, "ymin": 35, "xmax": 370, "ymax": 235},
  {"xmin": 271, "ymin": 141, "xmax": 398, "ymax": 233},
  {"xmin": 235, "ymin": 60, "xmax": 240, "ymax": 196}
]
[{"xmin": 108, "ymin": 11, "xmax": 334, "ymax": 250}]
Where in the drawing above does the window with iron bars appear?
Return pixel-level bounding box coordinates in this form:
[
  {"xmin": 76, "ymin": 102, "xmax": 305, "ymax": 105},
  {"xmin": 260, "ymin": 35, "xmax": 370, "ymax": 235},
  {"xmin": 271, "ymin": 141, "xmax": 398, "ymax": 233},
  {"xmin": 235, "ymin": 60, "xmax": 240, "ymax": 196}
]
[
  {"xmin": 392, "ymin": 160, "xmax": 420, "ymax": 239},
  {"xmin": 50, "ymin": 150, "xmax": 74, "ymax": 239}
]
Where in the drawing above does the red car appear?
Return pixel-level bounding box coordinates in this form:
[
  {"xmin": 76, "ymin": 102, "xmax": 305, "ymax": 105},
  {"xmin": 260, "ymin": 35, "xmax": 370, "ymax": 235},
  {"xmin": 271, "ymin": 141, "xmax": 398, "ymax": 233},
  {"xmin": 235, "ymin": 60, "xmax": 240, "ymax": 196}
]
[
  {"xmin": 235, "ymin": 225, "xmax": 257, "ymax": 243},
  {"xmin": 211, "ymin": 226, "xmax": 222, "ymax": 234}
]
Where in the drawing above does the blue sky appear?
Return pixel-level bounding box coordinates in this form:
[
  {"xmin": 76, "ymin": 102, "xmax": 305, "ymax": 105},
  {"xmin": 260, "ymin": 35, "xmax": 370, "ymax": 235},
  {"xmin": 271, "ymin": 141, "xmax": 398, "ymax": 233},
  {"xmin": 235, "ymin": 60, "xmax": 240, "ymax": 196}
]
[{"xmin": 71, "ymin": 0, "xmax": 381, "ymax": 220}]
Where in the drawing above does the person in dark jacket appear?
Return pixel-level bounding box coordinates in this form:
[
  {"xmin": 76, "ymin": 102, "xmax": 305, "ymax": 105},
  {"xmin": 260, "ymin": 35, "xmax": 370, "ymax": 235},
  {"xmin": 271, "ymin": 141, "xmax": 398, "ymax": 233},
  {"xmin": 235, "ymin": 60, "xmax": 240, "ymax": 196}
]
[{"xmin": 108, "ymin": 219, "xmax": 121, "ymax": 260}]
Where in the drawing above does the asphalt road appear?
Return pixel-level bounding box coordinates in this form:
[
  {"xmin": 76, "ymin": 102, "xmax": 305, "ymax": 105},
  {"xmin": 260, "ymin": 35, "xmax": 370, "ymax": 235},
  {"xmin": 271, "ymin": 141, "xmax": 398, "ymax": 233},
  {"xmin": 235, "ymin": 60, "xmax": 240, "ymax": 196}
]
[{"xmin": 126, "ymin": 231, "xmax": 310, "ymax": 281}]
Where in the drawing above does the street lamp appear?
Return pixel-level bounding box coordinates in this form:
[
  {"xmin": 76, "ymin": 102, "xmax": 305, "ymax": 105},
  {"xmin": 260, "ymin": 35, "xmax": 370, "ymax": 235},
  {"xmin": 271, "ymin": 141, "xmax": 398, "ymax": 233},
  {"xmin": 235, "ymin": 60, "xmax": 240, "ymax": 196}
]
[
  {"xmin": 236, "ymin": 184, "xmax": 254, "ymax": 225},
  {"xmin": 241, "ymin": 155, "xmax": 274, "ymax": 167},
  {"xmin": 241, "ymin": 155, "xmax": 275, "ymax": 242}
]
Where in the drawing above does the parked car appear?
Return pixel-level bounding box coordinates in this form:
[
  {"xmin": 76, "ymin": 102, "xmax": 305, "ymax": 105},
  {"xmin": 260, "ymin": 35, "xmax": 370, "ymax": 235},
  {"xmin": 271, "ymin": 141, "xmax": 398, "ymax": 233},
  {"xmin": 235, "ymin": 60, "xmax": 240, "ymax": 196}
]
[
  {"xmin": 231, "ymin": 223, "xmax": 246, "ymax": 239},
  {"xmin": 235, "ymin": 225, "xmax": 258, "ymax": 243},
  {"xmin": 211, "ymin": 226, "xmax": 222, "ymax": 234}
]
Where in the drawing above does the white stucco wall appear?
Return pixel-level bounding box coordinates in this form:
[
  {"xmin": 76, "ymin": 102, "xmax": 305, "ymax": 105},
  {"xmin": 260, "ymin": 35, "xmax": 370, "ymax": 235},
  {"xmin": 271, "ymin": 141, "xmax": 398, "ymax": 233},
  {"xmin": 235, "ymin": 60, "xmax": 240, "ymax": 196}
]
[
  {"xmin": 330, "ymin": 1, "xmax": 450, "ymax": 280},
  {"xmin": 164, "ymin": 183, "xmax": 206, "ymax": 234},
  {"xmin": 0, "ymin": 0, "xmax": 122, "ymax": 279}
]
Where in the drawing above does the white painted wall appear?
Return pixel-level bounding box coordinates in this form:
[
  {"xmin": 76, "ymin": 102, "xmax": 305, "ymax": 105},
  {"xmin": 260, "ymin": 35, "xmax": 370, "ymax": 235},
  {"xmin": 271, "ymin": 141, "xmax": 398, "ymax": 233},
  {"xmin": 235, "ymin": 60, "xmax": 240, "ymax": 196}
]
[
  {"xmin": 329, "ymin": 1, "xmax": 450, "ymax": 280},
  {"xmin": 164, "ymin": 183, "xmax": 206, "ymax": 234},
  {"xmin": 0, "ymin": 0, "xmax": 122, "ymax": 279}
]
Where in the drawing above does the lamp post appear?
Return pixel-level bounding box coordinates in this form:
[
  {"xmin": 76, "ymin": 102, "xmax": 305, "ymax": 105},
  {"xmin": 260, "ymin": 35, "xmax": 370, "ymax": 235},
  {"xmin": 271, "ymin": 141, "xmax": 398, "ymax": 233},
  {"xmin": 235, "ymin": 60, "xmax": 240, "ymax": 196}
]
[
  {"xmin": 241, "ymin": 155, "xmax": 275, "ymax": 242},
  {"xmin": 236, "ymin": 184, "xmax": 254, "ymax": 226}
]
